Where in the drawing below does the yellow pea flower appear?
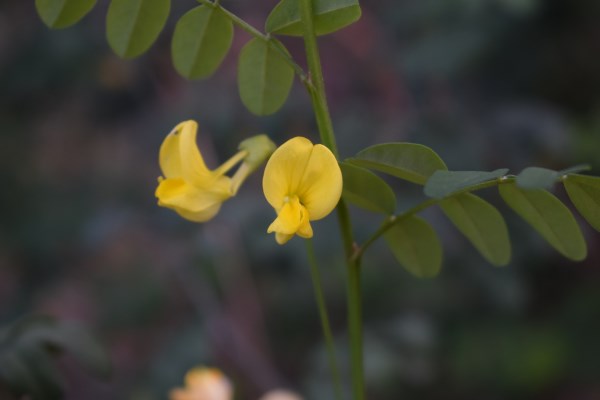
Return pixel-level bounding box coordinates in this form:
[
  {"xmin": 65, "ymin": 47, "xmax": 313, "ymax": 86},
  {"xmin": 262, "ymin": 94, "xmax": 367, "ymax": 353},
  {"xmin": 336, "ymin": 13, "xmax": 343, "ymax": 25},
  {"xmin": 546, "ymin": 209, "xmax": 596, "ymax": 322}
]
[
  {"xmin": 259, "ymin": 390, "xmax": 304, "ymax": 400},
  {"xmin": 263, "ymin": 137, "xmax": 342, "ymax": 244},
  {"xmin": 156, "ymin": 120, "xmax": 275, "ymax": 222},
  {"xmin": 169, "ymin": 367, "xmax": 232, "ymax": 400}
]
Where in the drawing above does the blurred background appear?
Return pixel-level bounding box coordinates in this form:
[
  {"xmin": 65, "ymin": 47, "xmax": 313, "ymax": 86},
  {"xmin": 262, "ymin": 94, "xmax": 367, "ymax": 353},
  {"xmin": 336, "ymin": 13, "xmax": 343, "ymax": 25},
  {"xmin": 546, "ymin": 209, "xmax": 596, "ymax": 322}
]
[{"xmin": 1, "ymin": 0, "xmax": 600, "ymax": 399}]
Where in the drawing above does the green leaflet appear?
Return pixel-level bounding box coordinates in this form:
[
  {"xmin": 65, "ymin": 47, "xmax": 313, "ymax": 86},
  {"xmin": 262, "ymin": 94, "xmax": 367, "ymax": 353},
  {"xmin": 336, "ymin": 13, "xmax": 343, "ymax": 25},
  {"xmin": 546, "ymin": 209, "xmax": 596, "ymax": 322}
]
[
  {"xmin": 440, "ymin": 193, "xmax": 511, "ymax": 266},
  {"xmin": 516, "ymin": 167, "xmax": 559, "ymax": 190},
  {"xmin": 559, "ymin": 164, "xmax": 591, "ymax": 175},
  {"xmin": 238, "ymin": 39, "xmax": 294, "ymax": 116},
  {"xmin": 499, "ymin": 183, "xmax": 587, "ymax": 261},
  {"xmin": 340, "ymin": 162, "xmax": 396, "ymax": 214},
  {"xmin": 171, "ymin": 6, "xmax": 233, "ymax": 80},
  {"xmin": 516, "ymin": 165, "xmax": 591, "ymax": 190},
  {"xmin": 106, "ymin": 0, "xmax": 171, "ymax": 59},
  {"xmin": 347, "ymin": 143, "xmax": 447, "ymax": 185},
  {"xmin": 266, "ymin": 0, "xmax": 361, "ymax": 36},
  {"xmin": 563, "ymin": 174, "xmax": 600, "ymax": 232},
  {"xmin": 35, "ymin": 0, "xmax": 97, "ymax": 29},
  {"xmin": 384, "ymin": 215, "xmax": 442, "ymax": 278},
  {"xmin": 424, "ymin": 169, "xmax": 509, "ymax": 199}
]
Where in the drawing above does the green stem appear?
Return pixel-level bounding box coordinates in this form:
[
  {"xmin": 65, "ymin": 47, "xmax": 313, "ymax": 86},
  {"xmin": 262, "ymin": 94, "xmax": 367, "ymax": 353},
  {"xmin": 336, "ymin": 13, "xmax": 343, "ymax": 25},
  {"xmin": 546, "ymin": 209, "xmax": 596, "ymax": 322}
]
[
  {"xmin": 346, "ymin": 256, "xmax": 363, "ymax": 400},
  {"xmin": 353, "ymin": 176, "xmax": 516, "ymax": 260},
  {"xmin": 298, "ymin": 1, "xmax": 363, "ymax": 399},
  {"xmin": 336, "ymin": 199, "xmax": 355, "ymax": 258},
  {"xmin": 298, "ymin": 0, "xmax": 338, "ymax": 156},
  {"xmin": 336, "ymin": 200, "xmax": 363, "ymax": 400},
  {"xmin": 198, "ymin": 0, "xmax": 309, "ymax": 82},
  {"xmin": 305, "ymin": 239, "xmax": 344, "ymax": 400}
]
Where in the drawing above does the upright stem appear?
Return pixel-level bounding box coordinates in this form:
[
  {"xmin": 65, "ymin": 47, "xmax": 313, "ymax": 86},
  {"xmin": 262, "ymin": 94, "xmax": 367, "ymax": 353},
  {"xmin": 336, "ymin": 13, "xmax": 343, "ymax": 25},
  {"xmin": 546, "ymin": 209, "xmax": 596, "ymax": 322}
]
[
  {"xmin": 305, "ymin": 239, "xmax": 344, "ymax": 400},
  {"xmin": 346, "ymin": 257, "xmax": 363, "ymax": 400},
  {"xmin": 299, "ymin": 1, "xmax": 364, "ymax": 399},
  {"xmin": 298, "ymin": 0, "xmax": 338, "ymax": 156}
]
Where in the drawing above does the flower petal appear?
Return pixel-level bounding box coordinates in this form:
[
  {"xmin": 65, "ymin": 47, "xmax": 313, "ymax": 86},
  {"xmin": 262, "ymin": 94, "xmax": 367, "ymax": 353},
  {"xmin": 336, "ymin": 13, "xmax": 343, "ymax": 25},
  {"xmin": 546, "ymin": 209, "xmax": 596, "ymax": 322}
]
[
  {"xmin": 297, "ymin": 144, "xmax": 342, "ymax": 220},
  {"xmin": 267, "ymin": 196, "xmax": 313, "ymax": 243},
  {"xmin": 267, "ymin": 197, "xmax": 303, "ymax": 235},
  {"xmin": 168, "ymin": 388, "xmax": 191, "ymax": 400},
  {"xmin": 156, "ymin": 177, "xmax": 231, "ymax": 222},
  {"xmin": 174, "ymin": 203, "xmax": 222, "ymax": 223},
  {"xmin": 159, "ymin": 125, "xmax": 183, "ymax": 179},
  {"xmin": 169, "ymin": 367, "xmax": 232, "ymax": 400},
  {"xmin": 263, "ymin": 137, "xmax": 314, "ymax": 210},
  {"xmin": 296, "ymin": 216, "xmax": 313, "ymax": 238},
  {"xmin": 259, "ymin": 390, "xmax": 304, "ymax": 400},
  {"xmin": 275, "ymin": 232, "xmax": 294, "ymax": 245},
  {"xmin": 159, "ymin": 121, "xmax": 214, "ymax": 184}
]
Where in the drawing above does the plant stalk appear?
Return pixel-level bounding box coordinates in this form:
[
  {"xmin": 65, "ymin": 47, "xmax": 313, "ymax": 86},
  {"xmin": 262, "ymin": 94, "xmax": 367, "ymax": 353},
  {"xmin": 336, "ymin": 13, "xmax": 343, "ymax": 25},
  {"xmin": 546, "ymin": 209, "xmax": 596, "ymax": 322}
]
[
  {"xmin": 298, "ymin": 0, "xmax": 338, "ymax": 156},
  {"xmin": 298, "ymin": 0, "xmax": 364, "ymax": 399},
  {"xmin": 346, "ymin": 256, "xmax": 363, "ymax": 400},
  {"xmin": 305, "ymin": 239, "xmax": 344, "ymax": 400}
]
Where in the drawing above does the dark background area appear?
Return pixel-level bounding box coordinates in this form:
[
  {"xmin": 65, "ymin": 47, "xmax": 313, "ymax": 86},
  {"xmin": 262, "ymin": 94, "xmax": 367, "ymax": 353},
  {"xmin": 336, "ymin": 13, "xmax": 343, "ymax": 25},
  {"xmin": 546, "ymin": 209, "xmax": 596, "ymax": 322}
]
[{"xmin": 1, "ymin": 0, "xmax": 599, "ymax": 399}]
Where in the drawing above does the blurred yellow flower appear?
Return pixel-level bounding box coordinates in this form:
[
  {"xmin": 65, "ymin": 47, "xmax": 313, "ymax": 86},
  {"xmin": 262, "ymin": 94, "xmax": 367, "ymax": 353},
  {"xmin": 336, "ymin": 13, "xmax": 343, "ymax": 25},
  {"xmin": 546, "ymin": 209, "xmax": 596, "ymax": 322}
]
[
  {"xmin": 258, "ymin": 389, "xmax": 303, "ymax": 400},
  {"xmin": 169, "ymin": 367, "xmax": 232, "ymax": 400},
  {"xmin": 263, "ymin": 137, "xmax": 342, "ymax": 244},
  {"xmin": 156, "ymin": 120, "xmax": 274, "ymax": 222}
]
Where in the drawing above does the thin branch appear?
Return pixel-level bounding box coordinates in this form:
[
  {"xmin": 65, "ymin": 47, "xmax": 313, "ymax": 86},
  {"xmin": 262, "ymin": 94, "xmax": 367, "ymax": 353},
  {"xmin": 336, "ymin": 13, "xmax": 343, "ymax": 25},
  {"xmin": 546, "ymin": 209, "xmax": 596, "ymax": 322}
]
[{"xmin": 353, "ymin": 176, "xmax": 517, "ymax": 261}]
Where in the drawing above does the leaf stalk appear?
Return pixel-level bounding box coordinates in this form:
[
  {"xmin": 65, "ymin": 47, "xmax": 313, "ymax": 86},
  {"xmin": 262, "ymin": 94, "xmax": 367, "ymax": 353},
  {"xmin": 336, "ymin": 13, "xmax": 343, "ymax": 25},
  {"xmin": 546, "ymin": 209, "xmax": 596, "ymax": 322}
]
[{"xmin": 354, "ymin": 176, "xmax": 516, "ymax": 260}]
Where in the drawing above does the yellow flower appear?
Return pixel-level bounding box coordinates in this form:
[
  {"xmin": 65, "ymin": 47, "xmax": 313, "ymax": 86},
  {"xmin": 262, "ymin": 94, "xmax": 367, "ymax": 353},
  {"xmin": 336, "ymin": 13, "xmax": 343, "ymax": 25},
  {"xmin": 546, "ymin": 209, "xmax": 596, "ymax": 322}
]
[
  {"xmin": 263, "ymin": 137, "xmax": 342, "ymax": 244},
  {"xmin": 169, "ymin": 367, "xmax": 232, "ymax": 400},
  {"xmin": 156, "ymin": 120, "xmax": 274, "ymax": 222},
  {"xmin": 259, "ymin": 390, "xmax": 304, "ymax": 400}
]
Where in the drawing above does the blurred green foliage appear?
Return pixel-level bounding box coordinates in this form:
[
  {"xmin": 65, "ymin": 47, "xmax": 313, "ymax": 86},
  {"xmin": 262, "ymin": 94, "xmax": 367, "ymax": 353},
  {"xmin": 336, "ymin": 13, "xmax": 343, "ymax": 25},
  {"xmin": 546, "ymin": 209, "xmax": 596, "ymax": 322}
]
[{"xmin": 0, "ymin": 316, "xmax": 110, "ymax": 400}]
